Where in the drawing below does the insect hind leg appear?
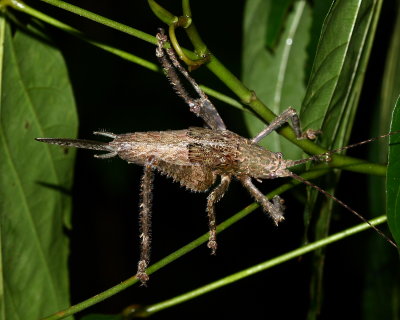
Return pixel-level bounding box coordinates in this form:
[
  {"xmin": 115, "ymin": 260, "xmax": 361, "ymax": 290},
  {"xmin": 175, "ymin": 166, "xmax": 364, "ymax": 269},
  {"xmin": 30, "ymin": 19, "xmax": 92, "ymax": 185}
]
[
  {"xmin": 135, "ymin": 158, "xmax": 155, "ymax": 285},
  {"xmin": 206, "ymin": 175, "xmax": 231, "ymax": 254}
]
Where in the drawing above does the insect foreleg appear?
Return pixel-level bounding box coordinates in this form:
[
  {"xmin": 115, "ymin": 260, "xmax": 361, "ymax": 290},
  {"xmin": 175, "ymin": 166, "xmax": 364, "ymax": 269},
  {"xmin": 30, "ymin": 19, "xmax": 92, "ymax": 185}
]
[
  {"xmin": 206, "ymin": 174, "xmax": 231, "ymax": 254},
  {"xmin": 156, "ymin": 29, "xmax": 226, "ymax": 131},
  {"xmin": 251, "ymin": 107, "xmax": 319, "ymax": 143},
  {"xmin": 239, "ymin": 176, "xmax": 285, "ymax": 225},
  {"xmin": 135, "ymin": 158, "xmax": 155, "ymax": 285}
]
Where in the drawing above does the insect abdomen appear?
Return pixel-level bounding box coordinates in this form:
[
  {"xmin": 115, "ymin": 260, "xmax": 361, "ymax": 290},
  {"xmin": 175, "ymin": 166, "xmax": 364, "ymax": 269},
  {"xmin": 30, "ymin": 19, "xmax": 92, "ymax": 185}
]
[{"xmin": 110, "ymin": 130, "xmax": 192, "ymax": 165}]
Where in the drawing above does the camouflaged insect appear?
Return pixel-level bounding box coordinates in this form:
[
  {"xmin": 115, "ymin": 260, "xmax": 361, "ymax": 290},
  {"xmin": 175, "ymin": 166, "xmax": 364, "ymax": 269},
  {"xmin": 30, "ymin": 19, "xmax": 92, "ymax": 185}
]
[{"xmin": 36, "ymin": 29, "xmax": 396, "ymax": 285}]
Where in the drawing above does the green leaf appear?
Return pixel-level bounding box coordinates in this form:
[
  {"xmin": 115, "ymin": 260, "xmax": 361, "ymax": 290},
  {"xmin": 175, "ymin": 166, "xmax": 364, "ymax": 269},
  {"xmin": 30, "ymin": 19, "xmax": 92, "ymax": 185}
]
[
  {"xmin": 265, "ymin": 0, "xmax": 294, "ymax": 49},
  {"xmin": 369, "ymin": 94, "xmax": 400, "ymax": 319},
  {"xmin": 0, "ymin": 20, "xmax": 77, "ymax": 320},
  {"xmin": 375, "ymin": 0, "xmax": 400, "ymax": 142},
  {"xmin": 242, "ymin": 0, "xmax": 312, "ymax": 159},
  {"xmin": 387, "ymin": 95, "xmax": 400, "ymax": 245},
  {"xmin": 301, "ymin": 0, "xmax": 381, "ymax": 149},
  {"xmin": 362, "ymin": 3, "xmax": 400, "ymax": 317},
  {"xmin": 299, "ymin": 1, "xmax": 384, "ymax": 318},
  {"xmin": 301, "ymin": 0, "xmax": 382, "ymax": 240}
]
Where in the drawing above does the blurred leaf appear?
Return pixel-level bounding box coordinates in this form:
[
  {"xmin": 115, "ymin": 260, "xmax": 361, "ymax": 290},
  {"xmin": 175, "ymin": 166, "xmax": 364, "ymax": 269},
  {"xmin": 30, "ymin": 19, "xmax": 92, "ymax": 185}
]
[
  {"xmin": 242, "ymin": 0, "xmax": 312, "ymax": 159},
  {"xmin": 387, "ymin": 96, "xmax": 400, "ymax": 245},
  {"xmin": 265, "ymin": 0, "xmax": 294, "ymax": 49},
  {"xmin": 81, "ymin": 314, "xmax": 122, "ymax": 320},
  {"xmin": 371, "ymin": 94, "xmax": 400, "ymax": 319},
  {"xmin": 362, "ymin": 238, "xmax": 400, "ymax": 319},
  {"xmin": 363, "ymin": 3, "xmax": 400, "ymax": 318},
  {"xmin": 0, "ymin": 20, "xmax": 77, "ymax": 320},
  {"xmin": 377, "ymin": 0, "xmax": 400, "ymax": 140}
]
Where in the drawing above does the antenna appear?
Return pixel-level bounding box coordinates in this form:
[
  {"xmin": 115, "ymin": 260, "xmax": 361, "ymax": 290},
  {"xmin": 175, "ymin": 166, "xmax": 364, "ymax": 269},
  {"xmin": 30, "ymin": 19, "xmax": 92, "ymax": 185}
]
[
  {"xmin": 289, "ymin": 171, "xmax": 397, "ymax": 248},
  {"xmin": 289, "ymin": 130, "xmax": 400, "ymax": 167}
]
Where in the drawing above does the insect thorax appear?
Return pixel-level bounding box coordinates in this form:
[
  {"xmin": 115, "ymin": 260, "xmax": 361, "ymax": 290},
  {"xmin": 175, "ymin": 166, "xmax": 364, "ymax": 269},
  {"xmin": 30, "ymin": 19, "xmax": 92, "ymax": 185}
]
[{"xmin": 236, "ymin": 142, "xmax": 286, "ymax": 178}]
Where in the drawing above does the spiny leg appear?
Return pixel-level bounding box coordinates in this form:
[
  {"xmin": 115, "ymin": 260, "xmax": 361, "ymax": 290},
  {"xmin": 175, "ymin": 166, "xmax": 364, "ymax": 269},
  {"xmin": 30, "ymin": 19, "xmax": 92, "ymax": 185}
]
[
  {"xmin": 206, "ymin": 174, "xmax": 231, "ymax": 254},
  {"xmin": 155, "ymin": 29, "xmax": 226, "ymax": 131},
  {"xmin": 156, "ymin": 29, "xmax": 207, "ymax": 101},
  {"xmin": 251, "ymin": 107, "xmax": 320, "ymax": 143},
  {"xmin": 135, "ymin": 158, "xmax": 155, "ymax": 285},
  {"xmin": 239, "ymin": 176, "xmax": 285, "ymax": 225},
  {"xmin": 93, "ymin": 131, "xmax": 117, "ymax": 139}
]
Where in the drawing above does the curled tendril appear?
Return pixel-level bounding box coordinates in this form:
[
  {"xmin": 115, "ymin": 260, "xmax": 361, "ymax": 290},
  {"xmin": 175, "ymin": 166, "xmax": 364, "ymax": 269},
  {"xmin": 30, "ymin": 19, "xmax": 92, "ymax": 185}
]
[{"xmin": 148, "ymin": 0, "xmax": 210, "ymax": 70}]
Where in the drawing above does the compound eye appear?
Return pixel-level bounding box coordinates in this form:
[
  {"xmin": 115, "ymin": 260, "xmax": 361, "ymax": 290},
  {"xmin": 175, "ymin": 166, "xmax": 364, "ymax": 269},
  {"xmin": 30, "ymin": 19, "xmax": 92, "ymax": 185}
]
[{"xmin": 276, "ymin": 152, "xmax": 283, "ymax": 159}]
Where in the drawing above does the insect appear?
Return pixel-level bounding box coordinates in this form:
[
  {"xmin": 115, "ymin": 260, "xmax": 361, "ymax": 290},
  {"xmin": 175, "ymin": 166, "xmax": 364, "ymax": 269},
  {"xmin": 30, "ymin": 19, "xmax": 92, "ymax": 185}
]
[{"xmin": 36, "ymin": 29, "xmax": 396, "ymax": 285}]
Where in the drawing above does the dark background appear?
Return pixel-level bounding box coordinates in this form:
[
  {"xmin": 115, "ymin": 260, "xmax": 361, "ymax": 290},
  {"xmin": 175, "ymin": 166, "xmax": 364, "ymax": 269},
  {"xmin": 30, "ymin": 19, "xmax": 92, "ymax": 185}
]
[{"xmin": 23, "ymin": 1, "xmax": 399, "ymax": 319}]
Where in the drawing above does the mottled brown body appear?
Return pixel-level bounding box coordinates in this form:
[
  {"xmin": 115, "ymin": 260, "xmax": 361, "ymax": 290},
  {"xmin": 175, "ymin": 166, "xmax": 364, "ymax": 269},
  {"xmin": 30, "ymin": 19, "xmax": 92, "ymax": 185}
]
[
  {"xmin": 111, "ymin": 127, "xmax": 291, "ymax": 188},
  {"xmin": 37, "ymin": 127, "xmax": 292, "ymax": 191}
]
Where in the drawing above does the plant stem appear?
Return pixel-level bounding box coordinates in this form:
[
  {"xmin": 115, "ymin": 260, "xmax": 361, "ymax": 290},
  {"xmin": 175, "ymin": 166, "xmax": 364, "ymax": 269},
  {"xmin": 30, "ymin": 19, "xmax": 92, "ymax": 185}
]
[
  {"xmin": 136, "ymin": 216, "xmax": 388, "ymax": 317},
  {"xmin": 44, "ymin": 209, "xmax": 388, "ymax": 320},
  {"xmin": 38, "ymin": 0, "xmax": 156, "ymax": 44}
]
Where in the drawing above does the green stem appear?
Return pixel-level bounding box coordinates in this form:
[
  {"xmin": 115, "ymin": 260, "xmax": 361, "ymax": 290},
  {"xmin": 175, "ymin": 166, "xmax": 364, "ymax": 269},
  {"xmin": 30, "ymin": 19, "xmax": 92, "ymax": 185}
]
[
  {"xmin": 38, "ymin": 0, "xmax": 156, "ymax": 44},
  {"xmin": 181, "ymin": 0, "xmax": 208, "ymax": 57},
  {"xmin": 147, "ymin": 0, "xmax": 177, "ymax": 25},
  {"xmin": 168, "ymin": 22, "xmax": 208, "ymax": 68},
  {"xmin": 182, "ymin": 0, "xmax": 192, "ymax": 17},
  {"xmin": 201, "ymin": 86, "xmax": 245, "ymax": 111},
  {"xmin": 136, "ymin": 216, "xmax": 388, "ymax": 317},
  {"xmin": 46, "ymin": 208, "xmax": 388, "ymax": 319}
]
